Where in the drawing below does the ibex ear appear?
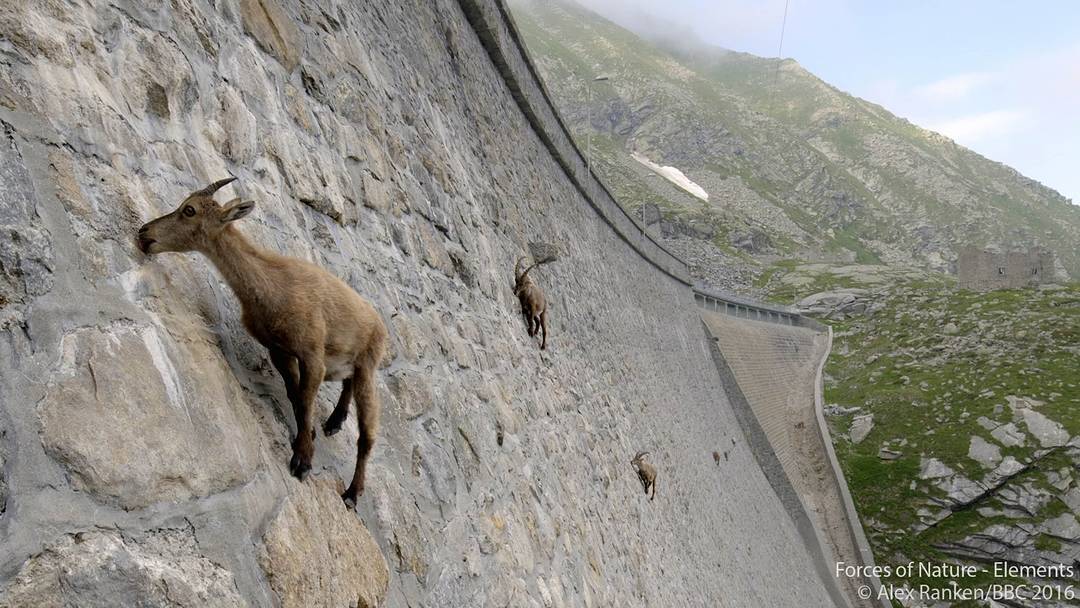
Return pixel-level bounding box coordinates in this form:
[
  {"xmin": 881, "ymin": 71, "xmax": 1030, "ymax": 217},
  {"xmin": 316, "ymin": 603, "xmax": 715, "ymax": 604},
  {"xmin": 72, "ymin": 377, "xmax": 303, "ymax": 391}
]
[{"xmin": 221, "ymin": 198, "xmax": 255, "ymax": 223}]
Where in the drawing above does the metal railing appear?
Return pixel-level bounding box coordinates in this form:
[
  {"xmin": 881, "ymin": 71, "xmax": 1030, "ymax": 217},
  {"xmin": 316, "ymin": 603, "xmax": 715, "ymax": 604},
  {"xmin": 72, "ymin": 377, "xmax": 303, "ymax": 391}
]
[{"xmin": 693, "ymin": 284, "xmax": 825, "ymax": 330}]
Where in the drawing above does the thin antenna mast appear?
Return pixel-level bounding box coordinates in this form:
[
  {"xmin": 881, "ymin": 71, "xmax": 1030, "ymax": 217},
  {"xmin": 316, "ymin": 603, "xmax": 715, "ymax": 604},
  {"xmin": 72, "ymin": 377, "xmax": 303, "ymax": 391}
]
[{"xmin": 770, "ymin": 0, "xmax": 791, "ymax": 112}]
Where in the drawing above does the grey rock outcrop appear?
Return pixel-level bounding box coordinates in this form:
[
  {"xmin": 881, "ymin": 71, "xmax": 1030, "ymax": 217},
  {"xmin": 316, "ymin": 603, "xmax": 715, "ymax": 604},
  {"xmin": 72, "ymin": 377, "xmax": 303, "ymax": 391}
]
[
  {"xmin": 0, "ymin": 529, "xmax": 246, "ymax": 608},
  {"xmin": 798, "ymin": 289, "xmax": 873, "ymax": 319},
  {"xmin": 968, "ymin": 435, "xmax": 1002, "ymax": 469},
  {"xmin": 849, "ymin": 415, "xmax": 874, "ymax": 444},
  {"xmin": 991, "ymin": 422, "xmax": 1028, "ymax": 448}
]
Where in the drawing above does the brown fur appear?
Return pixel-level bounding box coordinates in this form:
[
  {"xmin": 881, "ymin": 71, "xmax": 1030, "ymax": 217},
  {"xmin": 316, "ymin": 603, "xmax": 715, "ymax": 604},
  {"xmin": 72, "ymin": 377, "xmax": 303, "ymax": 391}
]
[
  {"xmin": 712, "ymin": 451, "xmax": 721, "ymax": 466},
  {"xmin": 513, "ymin": 256, "xmax": 554, "ymax": 350},
  {"xmin": 631, "ymin": 451, "xmax": 656, "ymax": 500},
  {"xmin": 137, "ymin": 177, "xmax": 387, "ymax": 509}
]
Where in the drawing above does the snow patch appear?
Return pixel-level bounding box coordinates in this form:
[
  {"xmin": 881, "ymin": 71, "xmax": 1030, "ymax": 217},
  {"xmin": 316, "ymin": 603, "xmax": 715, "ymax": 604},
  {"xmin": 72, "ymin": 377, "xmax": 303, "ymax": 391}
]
[{"xmin": 631, "ymin": 153, "xmax": 709, "ymax": 201}]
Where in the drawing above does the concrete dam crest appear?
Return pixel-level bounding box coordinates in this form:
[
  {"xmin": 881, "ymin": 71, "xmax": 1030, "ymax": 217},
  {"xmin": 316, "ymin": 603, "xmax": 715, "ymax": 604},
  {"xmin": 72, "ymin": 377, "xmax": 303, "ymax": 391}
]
[{"xmin": 0, "ymin": 0, "xmax": 871, "ymax": 605}]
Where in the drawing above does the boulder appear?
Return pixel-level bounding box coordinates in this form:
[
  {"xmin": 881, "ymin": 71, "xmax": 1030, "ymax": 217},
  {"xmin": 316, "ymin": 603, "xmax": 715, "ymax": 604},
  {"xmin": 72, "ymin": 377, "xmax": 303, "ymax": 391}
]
[
  {"xmin": 990, "ymin": 422, "xmax": 1026, "ymax": 448},
  {"xmin": 37, "ymin": 325, "xmax": 260, "ymax": 509},
  {"xmin": 1043, "ymin": 513, "xmax": 1080, "ymax": 541},
  {"xmin": 0, "ymin": 529, "xmax": 245, "ymax": 607},
  {"xmin": 967, "ymin": 435, "xmax": 1002, "ymax": 469},
  {"xmin": 797, "ymin": 289, "xmax": 871, "ymax": 318},
  {"xmin": 1017, "ymin": 409, "xmax": 1069, "ymax": 448},
  {"xmin": 878, "ymin": 447, "xmax": 902, "ymax": 460},
  {"xmin": 258, "ymin": 476, "xmax": 389, "ymax": 608},
  {"xmin": 849, "ymin": 414, "xmax": 874, "ymax": 444},
  {"xmin": 919, "ymin": 457, "xmax": 954, "ymax": 480}
]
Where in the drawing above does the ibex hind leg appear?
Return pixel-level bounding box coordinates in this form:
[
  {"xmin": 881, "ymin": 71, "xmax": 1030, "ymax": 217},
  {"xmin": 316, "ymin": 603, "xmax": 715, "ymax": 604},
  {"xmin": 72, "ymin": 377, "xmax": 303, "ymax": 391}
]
[
  {"xmin": 323, "ymin": 377, "xmax": 353, "ymax": 436},
  {"xmin": 342, "ymin": 360, "xmax": 381, "ymax": 509},
  {"xmin": 539, "ymin": 310, "xmax": 548, "ymax": 350}
]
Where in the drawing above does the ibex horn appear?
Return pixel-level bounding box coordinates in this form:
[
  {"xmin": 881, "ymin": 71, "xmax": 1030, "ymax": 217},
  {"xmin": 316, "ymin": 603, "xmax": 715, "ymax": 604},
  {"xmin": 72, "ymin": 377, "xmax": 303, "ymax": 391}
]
[
  {"xmin": 518, "ymin": 256, "xmax": 555, "ymax": 282},
  {"xmin": 193, "ymin": 176, "xmax": 238, "ymax": 197}
]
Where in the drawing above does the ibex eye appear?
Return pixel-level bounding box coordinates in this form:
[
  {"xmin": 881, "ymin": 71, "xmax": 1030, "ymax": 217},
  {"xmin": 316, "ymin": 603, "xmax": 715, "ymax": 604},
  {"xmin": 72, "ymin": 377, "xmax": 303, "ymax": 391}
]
[{"xmin": 183, "ymin": 206, "xmax": 196, "ymax": 217}]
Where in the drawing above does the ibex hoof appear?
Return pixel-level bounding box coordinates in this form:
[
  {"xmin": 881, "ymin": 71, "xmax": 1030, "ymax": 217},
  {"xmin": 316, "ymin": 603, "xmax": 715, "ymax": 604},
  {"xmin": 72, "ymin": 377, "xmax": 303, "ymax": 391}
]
[
  {"xmin": 341, "ymin": 487, "xmax": 361, "ymax": 510},
  {"xmin": 289, "ymin": 453, "xmax": 312, "ymax": 480},
  {"xmin": 323, "ymin": 417, "xmax": 344, "ymax": 437}
]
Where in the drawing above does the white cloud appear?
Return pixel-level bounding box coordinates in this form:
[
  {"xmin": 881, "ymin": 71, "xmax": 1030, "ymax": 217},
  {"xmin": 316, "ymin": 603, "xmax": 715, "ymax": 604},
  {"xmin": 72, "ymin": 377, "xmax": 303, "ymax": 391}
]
[
  {"xmin": 914, "ymin": 72, "xmax": 994, "ymax": 103},
  {"xmin": 574, "ymin": 0, "xmax": 850, "ymax": 57},
  {"xmin": 927, "ymin": 110, "xmax": 1028, "ymax": 144}
]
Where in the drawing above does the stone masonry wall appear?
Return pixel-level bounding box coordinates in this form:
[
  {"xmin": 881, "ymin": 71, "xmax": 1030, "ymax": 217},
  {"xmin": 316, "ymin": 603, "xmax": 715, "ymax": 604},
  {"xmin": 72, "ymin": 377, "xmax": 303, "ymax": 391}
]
[{"xmin": 0, "ymin": 0, "xmax": 835, "ymax": 606}]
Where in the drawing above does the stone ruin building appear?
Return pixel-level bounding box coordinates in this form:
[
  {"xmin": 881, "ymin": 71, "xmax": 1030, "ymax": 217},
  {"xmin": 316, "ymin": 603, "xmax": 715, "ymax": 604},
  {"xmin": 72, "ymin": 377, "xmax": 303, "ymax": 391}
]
[{"xmin": 957, "ymin": 246, "xmax": 1054, "ymax": 291}]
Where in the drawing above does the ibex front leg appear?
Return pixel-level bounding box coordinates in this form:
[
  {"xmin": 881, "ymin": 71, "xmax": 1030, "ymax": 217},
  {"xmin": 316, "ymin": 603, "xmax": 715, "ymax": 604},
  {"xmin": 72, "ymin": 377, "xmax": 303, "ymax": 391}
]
[
  {"xmin": 270, "ymin": 349, "xmax": 313, "ymax": 443},
  {"xmin": 290, "ymin": 354, "xmax": 325, "ymax": 480}
]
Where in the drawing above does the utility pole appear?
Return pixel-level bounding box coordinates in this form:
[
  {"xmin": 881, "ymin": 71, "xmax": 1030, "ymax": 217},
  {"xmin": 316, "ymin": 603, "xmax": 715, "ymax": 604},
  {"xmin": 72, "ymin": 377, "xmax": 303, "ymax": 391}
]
[{"xmin": 586, "ymin": 75, "xmax": 609, "ymax": 176}]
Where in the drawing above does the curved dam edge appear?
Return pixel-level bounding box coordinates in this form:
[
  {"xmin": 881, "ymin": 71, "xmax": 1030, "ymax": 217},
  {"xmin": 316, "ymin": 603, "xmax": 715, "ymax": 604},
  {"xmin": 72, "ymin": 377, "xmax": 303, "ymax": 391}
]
[
  {"xmin": 456, "ymin": 0, "xmax": 692, "ymax": 286},
  {"xmin": 813, "ymin": 327, "xmax": 890, "ymax": 608},
  {"xmin": 698, "ymin": 288, "xmax": 888, "ymax": 608},
  {"xmin": 703, "ymin": 322, "xmax": 853, "ymax": 608}
]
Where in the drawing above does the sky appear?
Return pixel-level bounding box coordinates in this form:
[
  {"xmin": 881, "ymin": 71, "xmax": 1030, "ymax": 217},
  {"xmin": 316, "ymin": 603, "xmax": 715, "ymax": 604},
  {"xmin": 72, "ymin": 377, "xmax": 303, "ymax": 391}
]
[{"xmin": 575, "ymin": 0, "xmax": 1080, "ymax": 204}]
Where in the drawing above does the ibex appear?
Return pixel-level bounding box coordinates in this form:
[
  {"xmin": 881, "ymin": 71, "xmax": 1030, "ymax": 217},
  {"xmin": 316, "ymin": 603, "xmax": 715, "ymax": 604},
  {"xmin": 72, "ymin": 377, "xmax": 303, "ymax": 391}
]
[
  {"xmin": 137, "ymin": 177, "xmax": 387, "ymax": 509},
  {"xmin": 630, "ymin": 451, "xmax": 656, "ymax": 500},
  {"xmin": 712, "ymin": 451, "xmax": 721, "ymax": 466},
  {"xmin": 513, "ymin": 255, "xmax": 554, "ymax": 350}
]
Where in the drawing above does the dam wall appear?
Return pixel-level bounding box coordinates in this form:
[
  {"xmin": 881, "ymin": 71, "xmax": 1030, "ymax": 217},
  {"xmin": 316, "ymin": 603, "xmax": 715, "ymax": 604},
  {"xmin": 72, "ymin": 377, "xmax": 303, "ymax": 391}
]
[
  {"xmin": 0, "ymin": 0, "xmax": 838, "ymax": 606},
  {"xmin": 702, "ymin": 309, "xmax": 885, "ymax": 608}
]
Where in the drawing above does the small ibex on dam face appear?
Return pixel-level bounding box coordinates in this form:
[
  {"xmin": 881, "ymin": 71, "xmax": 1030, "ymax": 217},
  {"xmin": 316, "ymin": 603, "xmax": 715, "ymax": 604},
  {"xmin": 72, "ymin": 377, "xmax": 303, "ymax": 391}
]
[
  {"xmin": 137, "ymin": 177, "xmax": 387, "ymax": 509},
  {"xmin": 513, "ymin": 255, "xmax": 554, "ymax": 350},
  {"xmin": 631, "ymin": 451, "xmax": 657, "ymax": 500},
  {"xmin": 712, "ymin": 451, "xmax": 721, "ymax": 466}
]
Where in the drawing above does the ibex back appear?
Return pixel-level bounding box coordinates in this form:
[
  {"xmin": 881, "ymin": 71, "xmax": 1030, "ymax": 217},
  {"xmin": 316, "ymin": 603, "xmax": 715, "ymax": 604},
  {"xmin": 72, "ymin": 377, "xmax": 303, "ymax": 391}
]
[{"xmin": 137, "ymin": 177, "xmax": 387, "ymax": 509}]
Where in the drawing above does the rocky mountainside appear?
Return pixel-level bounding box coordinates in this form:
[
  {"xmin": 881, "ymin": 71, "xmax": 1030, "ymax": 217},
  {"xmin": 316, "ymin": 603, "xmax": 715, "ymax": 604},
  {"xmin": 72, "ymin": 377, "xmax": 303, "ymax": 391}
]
[{"xmin": 509, "ymin": 0, "xmax": 1080, "ymax": 285}]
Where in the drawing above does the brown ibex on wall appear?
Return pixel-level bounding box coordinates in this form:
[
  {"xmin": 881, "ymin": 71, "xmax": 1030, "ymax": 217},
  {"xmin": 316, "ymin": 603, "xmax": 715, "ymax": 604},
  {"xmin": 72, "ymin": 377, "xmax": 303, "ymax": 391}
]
[
  {"xmin": 631, "ymin": 451, "xmax": 657, "ymax": 500},
  {"xmin": 513, "ymin": 256, "xmax": 554, "ymax": 350},
  {"xmin": 138, "ymin": 177, "xmax": 387, "ymax": 509}
]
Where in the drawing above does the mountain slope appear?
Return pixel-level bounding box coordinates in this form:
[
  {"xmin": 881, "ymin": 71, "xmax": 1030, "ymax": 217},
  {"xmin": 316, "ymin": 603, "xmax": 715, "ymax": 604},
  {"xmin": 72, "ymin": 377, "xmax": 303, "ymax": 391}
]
[{"xmin": 509, "ymin": 0, "xmax": 1080, "ymax": 281}]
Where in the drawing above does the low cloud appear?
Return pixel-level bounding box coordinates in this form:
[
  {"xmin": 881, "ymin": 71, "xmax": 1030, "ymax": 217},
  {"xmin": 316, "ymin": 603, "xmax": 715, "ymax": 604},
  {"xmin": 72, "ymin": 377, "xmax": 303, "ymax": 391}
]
[
  {"xmin": 914, "ymin": 72, "xmax": 995, "ymax": 103},
  {"xmin": 928, "ymin": 110, "xmax": 1028, "ymax": 143}
]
